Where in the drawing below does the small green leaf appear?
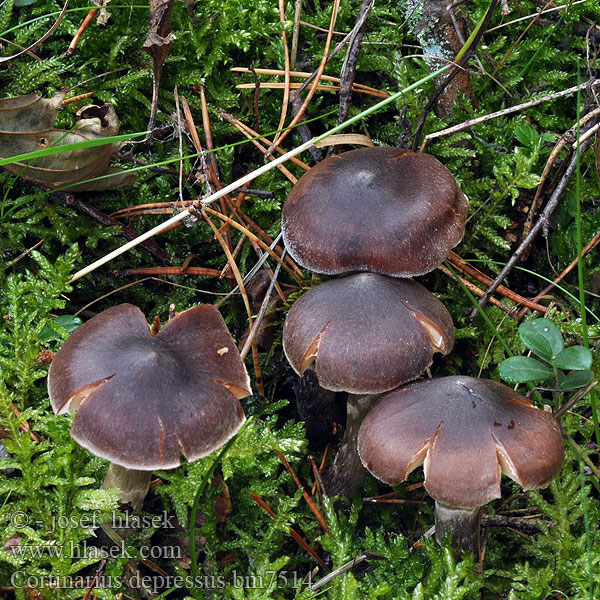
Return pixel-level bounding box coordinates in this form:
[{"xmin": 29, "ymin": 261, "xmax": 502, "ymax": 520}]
[
  {"xmin": 514, "ymin": 123, "xmax": 539, "ymax": 148},
  {"xmin": 519, "ymin": 330, "xmax": 553, "ymax": 362},
  {"xmin": 498, "ymin": 356, "xmax": 554, "ymax": 383},
  {"xmin": 38, "ymin": 315, "xmax": 82, "ymax": 342},
  {"xmin": 558, "ymin": 370, "xmax": 595, "ymax": 390},
  {"xmin": 551, "ymin": 346, "xmax": 593, "ymax": 370},
  {"xmin": 518, "ymin": 319, "xmax": 564, "ymax": 358}
]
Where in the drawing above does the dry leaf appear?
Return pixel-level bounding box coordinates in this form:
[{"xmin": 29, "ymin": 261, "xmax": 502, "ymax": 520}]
[
  {"xmin": 0, "ymin": 91, "xmax": 135, "ymax": 191},
  {"xmin": 313, "ymin": 133, "xmax": 374, "ymax": 148},
  {"xmin": 143, "ymin": 0, "xmax": 176, "ymax": 137}
]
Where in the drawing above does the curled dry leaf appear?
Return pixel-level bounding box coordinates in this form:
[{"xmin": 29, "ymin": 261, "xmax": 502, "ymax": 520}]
[
  {"xmin": 143, "ymin": 0, "xmax": 176, "ymax": 136},
  {"xmin": 0, "ymin": 91, "xmax": 135, "ymax": 191}
]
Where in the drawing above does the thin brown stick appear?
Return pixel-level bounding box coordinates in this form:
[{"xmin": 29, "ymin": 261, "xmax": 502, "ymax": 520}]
[
  {"xmin": 445, "ymin": 252, "xmax": 548, "ymax": 312},
  {"xmin": 236, "ymin": 81, "xmax": 388, "ymax": 98},
  {"xmin": 494, "ymin": 0, "xmax": 556, "ymax": 75},
  {"xmin": 114, "ymin": 266, "xmax": 235, "ymax": 279},
  {"xmin": 60, "ymin": 92, "xmax": 95, "ymax": 106},
  {"xmin": 276, "ymin": 0, "xmax": 292, "ymax": 142},
  {"xmin": 270, "ymin": 0, "xmax": 340, "ymax": 151},
  {"xmin": 201, "ymin": 210, "xmax": 265, "ymax": 398},
  {"xmin": 10, "ymin": 404, "xmax": 40, "ymax": 442},
  {"xmin": 234, "ymin": 209, "xmax": 303, "ymax": 278},
  {"xmin": 81, "ymin": 559, "xmax": 106, "ymax": 600},
  {"xmin": 2, "ymin": 240, "xmax": 44, "ymax": 271},
  {"xmin": 65, "ymin": 8, "xmax": 98, "ymax": 57},
  {"xmin": 291, "ymin": 0, "xmax": 303, "ymax": 69},
  {"xmin": 182, "ymin": 94, "xmax": 232, "ymax": 251},
  {"xmin": 308, "ymin": 454, "xmax": 328, "ymax": 497},
  {"xmin": 109, "ymin": 195, "xmax": 274, "ymax": 219},
  {"xmin": 275, "ymin": 450, "xmax": 331, "ymax": 536},
  {"xmin": 298, "ymin": 19, "xmax": 346, "ymax": 36},
  {"xmin": 438, "ymin": 265, "xmax": 513, "ymax": 312},
  {"xmin": 220, "ymin": 110, "xmax": 311, "ymax": 171},
  {"xmin": 337, "ymin": 0, "xmax": 373, "ymax": 126},
  {"xmin": 231, "ymin": 67, "xmax": 389, "ymax": 95},
  {"xmin": 477, "ymin": 135, "xmax": 596, "ymax": 309},
  {"xmin": 52, "ymin": 191, "xmax": 170, "ymax": 264},
  {"xmin": 219, "ymin": 111, "xmax": 299, "ymax": 183},
  {"xmin": 517, "ymin": 229, "xmax": 600, "ymax": 320},
  {"xmin": 198, "ymin": 85, "xmax": 221, "ymax": 183},
  {"xmin": 203, "ymin": 207, "xmax": 303, "ymax": 283},
  {"xmin": 0, "ymin": 0, "xmax": 70, "ymax": 63},
  {"xmin": 250, "ymin": 493, "xmax": 330, "ymax": 571}
]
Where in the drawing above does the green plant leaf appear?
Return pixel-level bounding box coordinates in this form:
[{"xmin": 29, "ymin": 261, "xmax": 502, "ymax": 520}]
[
  {"xmin": 558, "ymin": 370, "xmax": 595, "ymax": 390},
  {"xmin": 498, "ymin": 356, "xmax": 554, "ymax": 383},
  {"xmin": 518, "ymin": 319, "xmax": 564, "ymax": 359},
  {"xmin": 551, "ymin": 346, "xmax": 593, "ymax": 370},
  {"xmin": 38, "ymin": 315, "xmax": 82, "ymax": 342}
]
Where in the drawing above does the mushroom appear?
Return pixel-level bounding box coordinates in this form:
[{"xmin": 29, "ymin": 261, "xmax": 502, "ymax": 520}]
[
  {"xmin": 357, "ymin": 376, "xmax": 564, "ymax": 555},
  {"xmin": 281, "ymin": 147, "xmax": 469, "ymax": 278},
  {"xmin": 283, "ymin": 272, "xmax": 454, "ymax": 497},
  {"xmin": 48, "ymin": 303, "xmax": 251, "ymax": 510}
]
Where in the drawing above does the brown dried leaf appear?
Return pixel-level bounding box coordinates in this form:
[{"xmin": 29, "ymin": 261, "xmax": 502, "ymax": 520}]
[
  {"xmin": 0, "ymin": 91, "xmax": 135, "ymax": 191},
  {"xmin": 143, "ymin": 0, "xmax": 176, "ymax": 136}
]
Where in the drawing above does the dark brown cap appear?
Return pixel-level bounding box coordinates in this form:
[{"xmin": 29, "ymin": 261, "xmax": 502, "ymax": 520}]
[
  {"xmin": 283, "ymin": 273, "xmax": 454, "ymax": 394},
  {"xmin": 48, "ymin": 304, "xmax": 250, "ymax": 470},
  {"xmin": 358, "ymin": 376, "xmax": 564, "ymax": 508},
  {"xmin": 282, "ymin": 147, "xmax": 469, "ymax": 277}
]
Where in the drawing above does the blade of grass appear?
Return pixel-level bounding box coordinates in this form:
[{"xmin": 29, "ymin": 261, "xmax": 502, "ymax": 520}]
[
  {"xmin": 574, "ymin": 62, "xmax": 598, "ymax": 446},
  {"xmin": 68, "ymin": 62, "xmax": 453, "ymax": 283},
  {"xmin": 574, "ymin": 63, "xmax": 589, "ymax": 346},
  {"xmin": 189, "ymin": 417, "xmax": 253, "ymax": 582},
  {"xmin": 0, "ymin": 5, "xmax": 150, "ymax": 38},
  {"xmin": 444, "ymin": 262, "xmax": 513, "ymax": 357},
  {"xmin": 0, "ymin": 131, "xmax": 149, "ymax": 167},
  {"xmin": 463, "ymin": 260, "xmax": 600, "ymax": 325},
  {"xmin": 578, "ymin": 459, "xmax": 594, "ymax": 600}
]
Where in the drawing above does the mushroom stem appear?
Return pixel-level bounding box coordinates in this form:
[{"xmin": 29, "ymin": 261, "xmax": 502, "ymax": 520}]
[
  {"xmin": 323, "ymin": 393, "xmax": 380, "ymax": 497},
  {"xmin": 434, "ymin": 502, "xmax": 481, "ymax": 556},
  {"xmin": 102, "ymin": 464, "xmax": 153, "ymax": 511}
]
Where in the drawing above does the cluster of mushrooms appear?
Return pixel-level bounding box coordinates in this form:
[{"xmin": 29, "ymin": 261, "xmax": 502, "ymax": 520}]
[
  {"xmin": 47, "ymin": 146, "xmax": 565, "ymax": 558},
  {"xmin": 280, "ymin": 146, "xmax": 564, "ymax": 554}
]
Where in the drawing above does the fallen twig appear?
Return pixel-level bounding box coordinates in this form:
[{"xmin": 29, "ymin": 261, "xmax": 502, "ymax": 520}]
[
  {"xmin": 0, "ymin": 0, "xmax": 70, "ymax": 63},
  {"xmin": 477, "ymin": 135, "xmax": 596, "ymax": 309},
  {"xmin": 52, "ymin": 190, "xmax": 170, "ymax": 264},
  {"xmin": 517, "ymin": 229, "xmax": 600, "ymax": 320},
  {"xmin": 250, "ymin": 493, "xmax": 330, "ymax": 571},
  {"xmin": 66, "ymin": 8, "xmax": 98, "ymax": 57},
  {"xmin": 337, "ymin": 0, "xmax": 374, "ymax": 125},
  {"xmin": 421, "ymin": 81, "xmax": 596, "ymax": 149}
]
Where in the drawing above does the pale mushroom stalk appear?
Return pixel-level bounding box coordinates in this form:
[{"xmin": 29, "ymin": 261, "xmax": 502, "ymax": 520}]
[
  {"xmin": 102, "ymin": 465, "xmax": 153, "ymax": 512},
  {"xmin": 323, "ymin": 393, "xmax": 381, "ymax": 497},
  {"xmin": 434, "ymin": 503, "xmax": 481, "ymax": 556}
]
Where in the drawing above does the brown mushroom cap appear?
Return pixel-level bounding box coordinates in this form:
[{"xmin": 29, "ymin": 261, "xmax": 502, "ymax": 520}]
[
  {"xmin": 281, "ymin": 147, "xmax": 469, "ymax": 277},
  {"xmin": 48, "ymin": 304, "xmax": 251, "ymax": 470},
  {"xmin": 358, "ymin": 376, "xmax": 564, "ymax": 508},
  {"xmin": 283, "ymin": 273, "xmax": 455, "ymax": 394}
]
